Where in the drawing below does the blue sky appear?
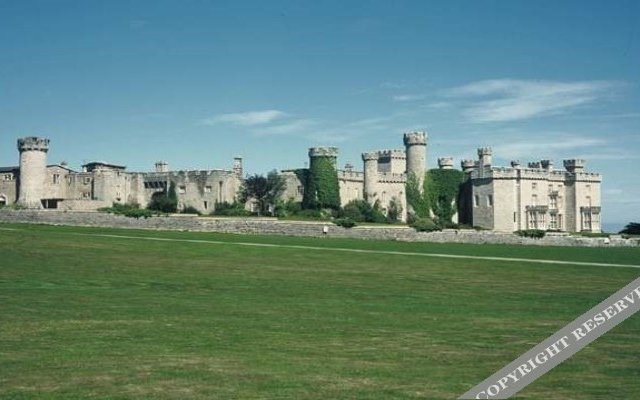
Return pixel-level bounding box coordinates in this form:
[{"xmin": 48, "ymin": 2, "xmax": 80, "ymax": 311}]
[{"xmin": 0, "ymin": 0, "xmax": 638, "ymax": 227}]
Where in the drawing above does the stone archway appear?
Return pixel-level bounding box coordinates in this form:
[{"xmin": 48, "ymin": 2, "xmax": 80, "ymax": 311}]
[{"xmin": 0, "ymin": 194, "xmax": 7, "ymax": 207}]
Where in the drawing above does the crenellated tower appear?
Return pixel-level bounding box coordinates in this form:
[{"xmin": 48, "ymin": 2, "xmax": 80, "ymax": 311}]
[
  {"xmin": 362, "ymin": 151, "xmax": 379, "ymax": 203},
  {"xmin": 403, "ymin": 131, "xmax": 427, "ymax": 188},
  {"xmin": 17, "ymin": 136, "xmax": 50, "ymax": 208}
]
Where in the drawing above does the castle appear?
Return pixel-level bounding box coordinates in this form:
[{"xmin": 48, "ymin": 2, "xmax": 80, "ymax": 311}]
[
  {"xmin": 0, "ymin": 137, "xmax": 242, "ymax": 213},
  {"xmin": 0, "ymin": 134, "xmax": 602, "ymax": 232}
]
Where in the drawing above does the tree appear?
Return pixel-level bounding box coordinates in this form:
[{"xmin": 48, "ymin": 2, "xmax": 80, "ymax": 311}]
[
  {"xmin": 147, "ymin": 182, "xmax": 177, "ymax": 213},
  {"xmin": 240, "ymin": 170, "xmax": 285, "ymax": 216},
  {"xmin": 619, "ymin": 222, "xmax": 640, "ymax": 235}
]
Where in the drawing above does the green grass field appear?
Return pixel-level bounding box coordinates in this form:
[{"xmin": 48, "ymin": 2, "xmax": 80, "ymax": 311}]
[{"xmin": 1, "ymin": 222, "xmax": 639, "ymax": 399}]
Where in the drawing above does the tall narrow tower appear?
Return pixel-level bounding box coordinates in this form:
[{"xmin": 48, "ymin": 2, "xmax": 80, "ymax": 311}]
[
  {"xmin": 362, "ymin": 151, "xmax": 379, "ymax": 203},
  {"xmin": 17, "ymin": 136, "xmax": 50, "ymax": 208},
  {"xmin": 403, "ymin": 131, "xmax": 427, "ymax": 188}
]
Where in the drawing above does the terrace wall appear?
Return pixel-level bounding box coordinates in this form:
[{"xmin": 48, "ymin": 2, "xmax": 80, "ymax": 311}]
[{"xmin": 0, "ymin": 210, "xmax": 637, "ymax": 248}]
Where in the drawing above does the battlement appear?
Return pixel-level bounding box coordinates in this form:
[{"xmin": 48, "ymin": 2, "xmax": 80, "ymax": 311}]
[
  {"xmin": 362, "ymin": 152, "xmax": 379, "ymax": 161},
  {"xmin": 337, "ymin": 170, "xmax": 364, "ymax": 181},
  {"xmin": 377, "ymin": 149, "xmax": 406, "ymax": 159},
  {"xmin": 309, "ymin": 147, "xmax": 338, "ymax": 158},
  {"xmin": 17, "ymin": 137, "xmax": 49, "ymax": 152},
  {"xmin": 563, "ymin": 159, "xmax": 585, "ymax": 172},
  {"xmin": 461, "ymin": 159, "xmax": 477, "ymax": 172},
  {"xmin": 510, "ymin": 160, "xmax": 521, "ymax": 168},
  {"xmin": 403, "ymin": 131, "xmax": 427, "ymax": 146},
  {"xmin": 155, "ymin": 161, "xmax": 168, "ymax": 173},
  {"xmin": 540, "ymin": 159, "xmax": 553, "ymax": 170},
  {"xmin": 477, "ymin": 147, "xmax": 492, "ymax": 157},
  {"xmin": 377, "ymin": 172, "xmax": 407, "ymax": 183},
  {"xmin": 438, "ymin": 157, "xmax": 454, "ymax": 169}
]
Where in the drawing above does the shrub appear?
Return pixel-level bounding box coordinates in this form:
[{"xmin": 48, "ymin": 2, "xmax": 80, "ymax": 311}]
[
  {"xmin": 148, "ymin": 182, "xmax": 178, "ymax": 213},
  {"xmin": 212, "ymin": 201, "xmax": 252, "ymax": 216},
  {"xmin": 339, "ymin": 199, "xmax": 387, "ymax": 223},
  {"xmin": 98, "ymin": 203, "xmax": 153, "ymax": 219},
  {"xmin": 334, "ymin": 218, "xmax": 356, "ymax": 228},
  {"xmin": 515, "ymin": 229, "xmax": 546, "ymax": 239},
  {"xmin": 181, "ymin": 206, "xmax": 201, "ymax": 215},
  {"xmin": 411, "ymin": 217, "xmax": 440, "ymax": 232}
]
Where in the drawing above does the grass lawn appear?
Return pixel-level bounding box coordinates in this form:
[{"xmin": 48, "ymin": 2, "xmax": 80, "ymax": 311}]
[{"xmin": 0, "ymin": 222, "xmax": 639, "ymax": 399}]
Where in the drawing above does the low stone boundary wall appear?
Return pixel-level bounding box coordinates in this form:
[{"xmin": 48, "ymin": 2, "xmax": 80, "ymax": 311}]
[{"xmin": 0, "ymin": 210, "xmax": 638, "ymax": 248}]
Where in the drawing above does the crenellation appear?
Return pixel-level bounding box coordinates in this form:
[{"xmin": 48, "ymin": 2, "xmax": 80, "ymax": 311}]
[{"xmin": 2, "ymin": 132, "xmax": 602, "ymax": 232}]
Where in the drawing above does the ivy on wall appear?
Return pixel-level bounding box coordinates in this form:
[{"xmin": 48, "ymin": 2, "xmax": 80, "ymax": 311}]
[
  {"xmin": 426, "ymin": 169, "xmax": 465, "ymax": 224},
  {"xmin": 406, "ymin": 169, "xmax": 465, "ymax": 224},
  {"xmin": 296, "ymin": 158, "xmax": 341, "ymax": 210},
  {"xmin": 406, "ymin": 172, "xmax": 430, "ymax": 219}
]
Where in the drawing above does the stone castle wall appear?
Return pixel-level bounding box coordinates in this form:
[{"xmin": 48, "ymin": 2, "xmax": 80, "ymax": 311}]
[{"xmin": 1, "ymin": 210, "xmax": 637, "ymax": 248}]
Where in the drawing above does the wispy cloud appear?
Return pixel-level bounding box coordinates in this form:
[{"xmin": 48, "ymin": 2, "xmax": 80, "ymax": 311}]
[
  {"xmin": 253, "ymin": 119, "xmax": 316, "ymax": 136},
  {"xmin": 492, "ymin": 135, "xmax": 607, "ymax": 159},
  {"xmin": 445, "ymin": 79, "xmax": 621, "ymax": 123},
  {"xmin": 392, "ymin": 94, "xmax": 426, "ymax": 102},
  {"xmin": 129, "ymin": 19, "xmax": 150, "ymax": 29},
  {"xmin": 200, "ymin": 110, "xmax": 287, "ymax": 126}
]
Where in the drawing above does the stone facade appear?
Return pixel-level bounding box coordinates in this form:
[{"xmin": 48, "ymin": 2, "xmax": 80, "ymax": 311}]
[
  {"xmin": 1, "ymin": 134, "xmax": 603, "ymax": 233},
  {"xmin": 1, "ymin": 137, "xmax": 242, "ymax": 214},
  {"xmin": 464, "ymin": 148, "xmax": 602, "ymax": 232}
]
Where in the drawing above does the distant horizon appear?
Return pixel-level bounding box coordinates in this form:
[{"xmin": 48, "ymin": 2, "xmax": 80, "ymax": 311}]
[{"xmin": 0, "ymin": 0, "xmax": 638, "ymax": 224}]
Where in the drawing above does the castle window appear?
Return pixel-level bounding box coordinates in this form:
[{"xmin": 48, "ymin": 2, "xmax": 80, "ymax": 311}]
[
  {"xmin": 549, "ymin": 214, "xmax": 558, "ymax": 230},
  {"xmin": 487, "ymin": 195, "xmax": 493, "ymax": 207},
  {"xmin": 532, "ymin": 182, "xmax": 537, "ymax": 190},
  {"xmin": 473, "ymin": 195, "xmax": 479, "ymax": 207},
  {"xmin": 82, "ymin": 191, "xmax": 91, "ymax": 199},
  {"xmin": 531, "ymin": 194, "xmax": 538, "ymax": 206},
  {"xmin": 3, "ymin": 174, "xmax": 13, "ymax": 181},
  {"xmin": 83, "ymin": 177, "xmax": 91, "ymax": 185},
  {"xmin": 205, "ymin": 186, "xmax": 212, "ymax": 193},
  {"xmin": 178, "ymin": 185, "xmax": 186, "ymax": 194},
  {"xmin": 550, "ymin": 196, "xmax": 558, "ymax": 209},
  {"xmin": 204, "ymin": 201, "xmax": 208, "ymax": 210},
  {"xmin": 52, "ymin": 173, "xmax": 60, "ymax": 183}
]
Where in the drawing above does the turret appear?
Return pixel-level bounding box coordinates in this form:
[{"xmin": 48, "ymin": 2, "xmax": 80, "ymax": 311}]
[
  {"xmin": 17, "ymin": 136, "xmax": 50, "ymax": 208},
  {"xmin": 437, "ymin": 157, "xmax": 454, "ymax": 170},
  {"xmin": 477, "ymin": 147, "xmax": 492, "ymax": 167},
  {"xmin": 510, "ymin": 160, "xmax": 521, "ymax": 168},
  {"xmin": 563, "ymin": 159, "xmax": 585, "ymax": 173},
  {"xmin": 233, "ymin": 156, "xmax": 243, "ymax": 176},
  {"xmin": 461, "ymin": 159, "xmax": 477, "ymax": 173},
  {"xmin": 309, "ymin": 147, "xmax": 338, "ymax": 169},
  {"xmin": 540, "ymin": 159, "xmax": 553, "ymax": 171},
  {"xmin": 362, "ymin": 151, "xmax": 379, "ymax": 203},
  {"xmin": 155, "ymin": 161, "xmax": 168, "ymax": 173},
  {"xmin": 403, "ymin": 131, "xmax": 427, "ymax": 188}
]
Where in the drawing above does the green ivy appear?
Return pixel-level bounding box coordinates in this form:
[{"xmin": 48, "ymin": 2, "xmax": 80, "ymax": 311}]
[
  {"xmin": 426, "ymin": 169, "xmax": 465, "ymax": 224},
  {"xmin": 303, "ymin": 157, "xmax": 340, "ymax": 210},
  {"xmin": 406, "ymin": 169, "xmax": 465, "ymax": 225},
  {"xmin": 406, "ymin": 172, "xmax": 430, "ymax": 218}
]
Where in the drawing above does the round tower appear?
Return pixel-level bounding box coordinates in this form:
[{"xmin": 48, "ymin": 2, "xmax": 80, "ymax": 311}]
[
  {"xmin": 17, "ymin": 136, "xmax": 50, "ymax": 208},
  {"xmin": 403, "ymin": 131, "xmax": 427, "ymax": 187},
  {"xmin": 461, "ymin": 159, "xmax": 477, "ymax": 173},
  {"xmin": 362, "ymin": 151, "xmax": 379, "ymax": 203},
  {"xmin": 308, "ymin": 147, "xmax": 339, "ymax": 168},
  {"xmin": 437, "ymin": 157, "xmax": 454, "ymax": 170}
]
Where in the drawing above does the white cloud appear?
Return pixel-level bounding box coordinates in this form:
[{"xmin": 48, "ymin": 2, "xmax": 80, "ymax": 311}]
[
  {"xmin": 445, "ymin": 79, "xmax": 621, "ymax": 123},
  {"xmin": 492, "ymin": 136, "xmax": 607, "ymax": 159},
  {"xmin": 200, "ymin": 110, "xmax": 287, "ymax": 126},
  {"xmin": 253, "ymin": 119, "xmax": 316, "ymax": 136},
  {"xmin": 392, "ymin": 94, "xmax": 426, "ymax": 102}
]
